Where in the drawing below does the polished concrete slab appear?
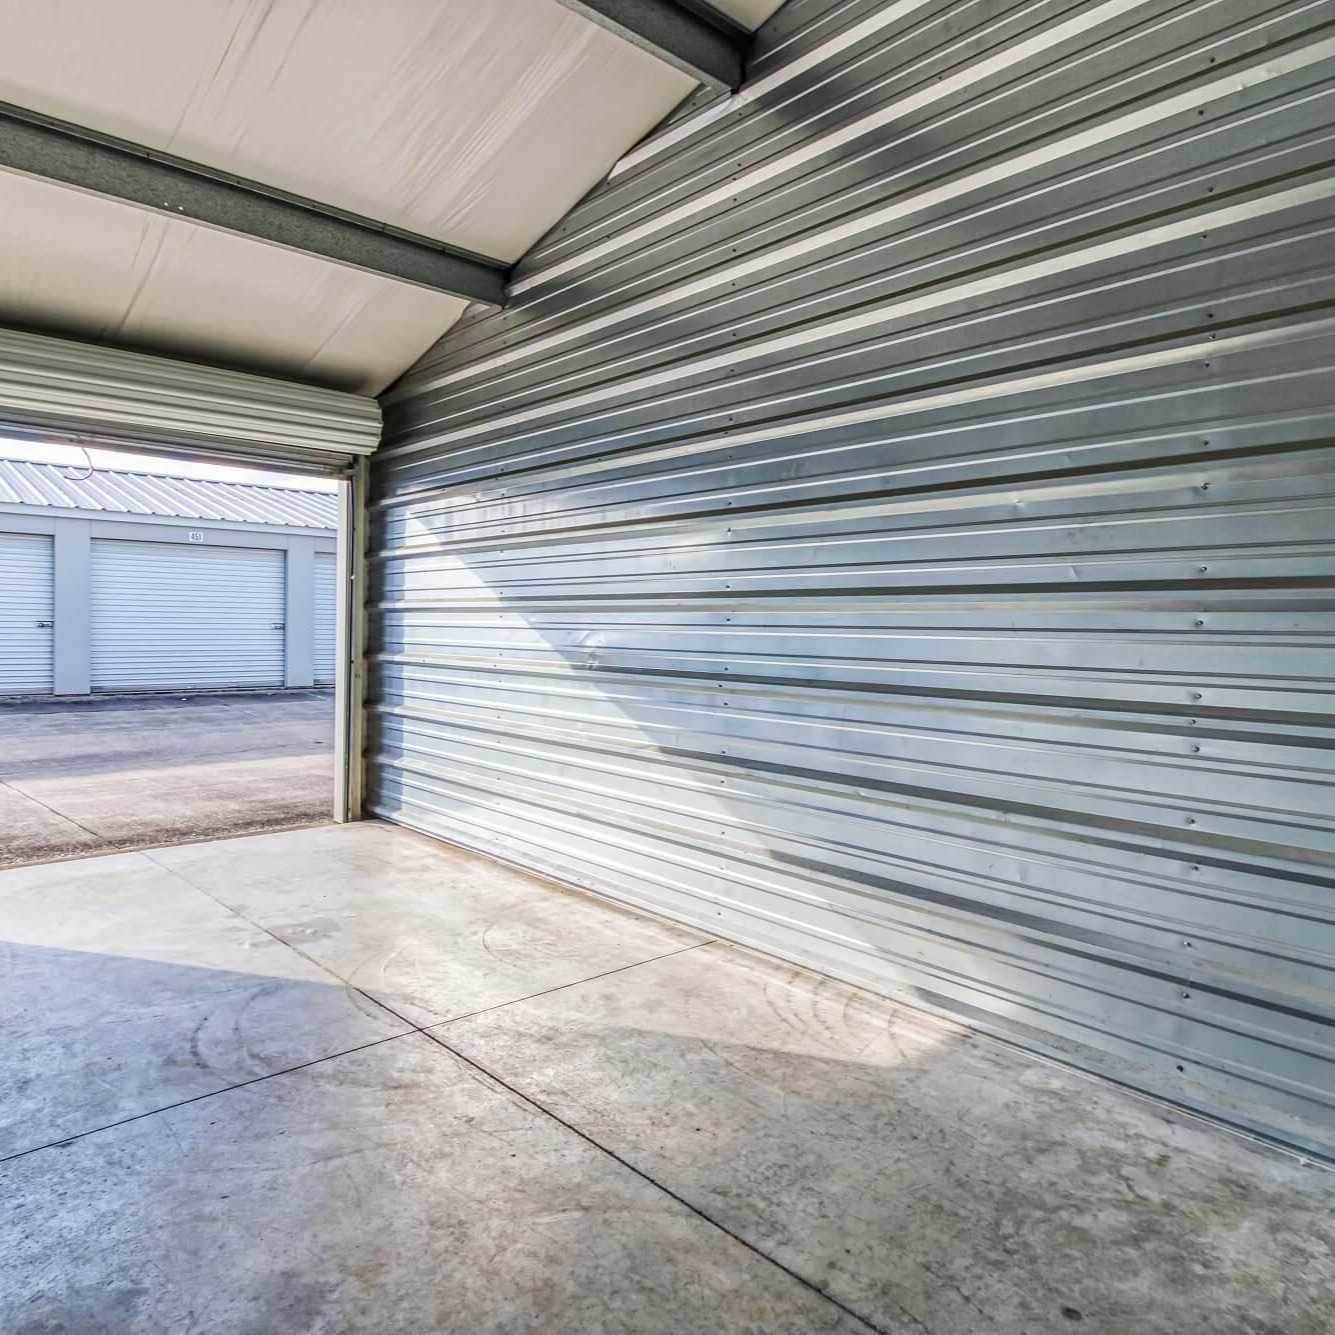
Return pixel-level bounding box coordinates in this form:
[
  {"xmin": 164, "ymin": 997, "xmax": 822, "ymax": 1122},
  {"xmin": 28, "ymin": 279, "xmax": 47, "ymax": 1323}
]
[
  {"xmin": 3, "ymin": 821, "xmax": 1333, "ymax": 1334},
  {"xmin": 0, "ymin": 850, "xmax": 406, "ymax": 1158},
  {"xmin": 0, "ymin": 691, "xmax": 334, "ymax": 867},
  {"xmin": 148, "ymin": 821, "xmax": 707, "ymax": 1026},
  {"xmin": 2, "ymin": 1034, "xmax": 855, "ymax": 1335},
  {"xmin": 443, "ymin": 942, "xmax": 1335, "ymax": 1334}
]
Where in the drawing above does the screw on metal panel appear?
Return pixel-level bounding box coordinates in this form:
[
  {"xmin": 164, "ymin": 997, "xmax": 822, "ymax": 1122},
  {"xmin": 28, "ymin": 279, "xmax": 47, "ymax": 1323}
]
[{"xmin": 1185, "ymin": 817, "xmax": 1196, "ymax": 825}]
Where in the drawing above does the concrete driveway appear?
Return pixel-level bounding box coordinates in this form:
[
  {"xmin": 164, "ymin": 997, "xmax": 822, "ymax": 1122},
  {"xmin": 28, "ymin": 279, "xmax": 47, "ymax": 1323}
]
[{"xmin": 0, "ymin": 691, "xmax": 333, "ymax": 867}]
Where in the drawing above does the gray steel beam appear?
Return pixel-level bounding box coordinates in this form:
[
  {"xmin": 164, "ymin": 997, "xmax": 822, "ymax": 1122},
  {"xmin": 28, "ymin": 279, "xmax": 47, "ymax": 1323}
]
[
  {"xmin": 0, "ymin": 104, "xmax": 509, "ymax": 307},
  {"xmin": 557, "ymin": 0, "xmax": 746, "ymax": 92}
]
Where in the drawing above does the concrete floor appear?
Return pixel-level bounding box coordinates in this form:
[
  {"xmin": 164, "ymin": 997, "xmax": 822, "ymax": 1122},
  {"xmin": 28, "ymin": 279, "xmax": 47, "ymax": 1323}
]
[
  {"xmin": 2, "ymin": 823, "xmax": 1333, "ymax": 1334},
  {"xmin": 0, "ymin": 691, "xmax": 333, "ymax": 867}
]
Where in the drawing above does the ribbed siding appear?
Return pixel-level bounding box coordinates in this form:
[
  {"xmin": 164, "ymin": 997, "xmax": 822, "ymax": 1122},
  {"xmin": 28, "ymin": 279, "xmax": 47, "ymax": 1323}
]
[
  {"xmin": 0, "ymin": 531, "xmax": 54, "ymax": 694},
  {"xmin": 91, "ymin": 540, "xmax": 285, "ymax": 691},
  {"xmin": 0, "ymin": 459, "xmax": 338, "ymax": 528},
  {"xmin": 0, "ymin": 327, "xmax": 379, "ymax": 471},
  {"xmin": 313, "ymin": 551, "xmax": 337, "ymax": 686},
  {"xmin": 368, "ymin": 0, "xmax": 1335, "ymax": 1157}
]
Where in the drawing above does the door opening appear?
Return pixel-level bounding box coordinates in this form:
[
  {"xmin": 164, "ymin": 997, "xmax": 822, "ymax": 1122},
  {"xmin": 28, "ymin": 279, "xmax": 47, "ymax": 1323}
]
[{"xmin": 0, "ymin": 438, "xmax": 362, "ymax": 868}]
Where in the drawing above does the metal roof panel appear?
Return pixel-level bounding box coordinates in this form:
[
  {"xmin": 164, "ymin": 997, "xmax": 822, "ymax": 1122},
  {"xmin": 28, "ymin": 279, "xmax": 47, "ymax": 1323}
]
[{"xmin": 0, "ymin": 458, "xmax": 336, "ymax": 529}]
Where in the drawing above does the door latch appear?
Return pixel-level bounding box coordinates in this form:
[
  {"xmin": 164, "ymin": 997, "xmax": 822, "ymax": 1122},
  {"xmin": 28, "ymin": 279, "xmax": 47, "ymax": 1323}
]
[
  {"xmin": 270, "ymin": 622, "xmax": 286, "ymax": 630},
  {"xmin": 35, "ymin": 620, "xmax": 53, "ymax": 628}
]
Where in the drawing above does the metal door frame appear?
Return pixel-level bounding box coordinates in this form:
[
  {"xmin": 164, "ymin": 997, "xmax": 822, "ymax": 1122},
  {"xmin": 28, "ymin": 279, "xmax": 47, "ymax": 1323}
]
[{"xmin": 333, "ymin": 457, "xmax": 368, "ymax": 822}]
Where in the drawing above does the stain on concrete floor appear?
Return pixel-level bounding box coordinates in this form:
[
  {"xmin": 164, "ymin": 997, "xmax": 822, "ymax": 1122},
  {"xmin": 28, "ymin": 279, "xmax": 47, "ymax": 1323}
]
[{"xmin": 0, "ymin": 691, "xmax": 334, "ymax": 866}]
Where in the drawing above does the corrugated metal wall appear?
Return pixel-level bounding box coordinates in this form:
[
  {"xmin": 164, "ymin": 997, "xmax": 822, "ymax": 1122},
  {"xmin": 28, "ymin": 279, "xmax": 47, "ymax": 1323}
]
[{"xmin": 367, "ymin": 0, "xmax": 1335, "ymax": 1157}]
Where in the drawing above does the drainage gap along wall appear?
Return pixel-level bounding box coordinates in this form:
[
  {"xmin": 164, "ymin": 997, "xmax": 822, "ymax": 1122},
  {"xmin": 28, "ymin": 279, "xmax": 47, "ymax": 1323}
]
[{"xmin": 367, "ymin": 0, "xmax": 1335, "ymax": 1159}]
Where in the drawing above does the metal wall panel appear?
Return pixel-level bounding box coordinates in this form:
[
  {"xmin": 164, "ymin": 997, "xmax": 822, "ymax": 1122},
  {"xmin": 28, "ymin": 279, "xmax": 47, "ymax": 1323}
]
[
  {"xmin": 91, "ymin": 539, "xmax": 285, "ymax": 691},
  {"xmin": 368, "ymin": 0, "xmax": 1335, "ymax": 1157},
  {"xmin": 0, "ymin": 531, "xmax": 54, "ymax": 694},
  {"xmin": 314, "ymin": 551, "xmax": 338, "ymax": 686}
]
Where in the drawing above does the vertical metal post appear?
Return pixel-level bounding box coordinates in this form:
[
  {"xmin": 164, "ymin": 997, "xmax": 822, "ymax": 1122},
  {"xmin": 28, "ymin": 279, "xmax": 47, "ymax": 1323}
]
[
  {"xmin": 283, "ymin": 537, "xmax": 316, "ymax": 689},
  {"xmin": 52, "ymin": 518, "xmax": 91, "ymax": 696},
  {"xmin": 333, "ymin": 458, "xmax": 368, "ymax": 822}
]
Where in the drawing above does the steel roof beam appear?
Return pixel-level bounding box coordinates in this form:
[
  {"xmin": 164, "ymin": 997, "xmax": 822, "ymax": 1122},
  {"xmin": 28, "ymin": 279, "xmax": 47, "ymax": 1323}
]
[
  {"xmin": 556, "ymin": 0, "xmax": 747, "ymax": 92},
  {"xmin": 0, "ymin": 104, "xmax": 510, "ymax": 308}
]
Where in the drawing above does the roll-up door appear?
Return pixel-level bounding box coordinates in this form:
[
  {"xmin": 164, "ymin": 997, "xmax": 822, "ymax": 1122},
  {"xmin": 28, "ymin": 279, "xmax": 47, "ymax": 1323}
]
[
  {"xmin": 91, "ymin": 539, "xmax": 285, "ymax": 691},
  {"xmin": 313, "ymin": 551, "xmax": 337, "ymax": 685},
  {"xmin": 0, "ymin": 532, "xmax": 54, "ymax": 694},
  {"xmin": 0, "ymin": 328, "xmax": 378, "ymax": 474},
  {"xmin": 365, "ymin": 2, "xmax": 1335, "ymax": 1158}
]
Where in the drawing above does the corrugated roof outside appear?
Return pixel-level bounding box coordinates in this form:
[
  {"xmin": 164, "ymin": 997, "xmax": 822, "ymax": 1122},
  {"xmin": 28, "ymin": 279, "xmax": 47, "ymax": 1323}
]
[{"xmin": 0, "ymin": 458, "xmax": 336, "ymax": 529}]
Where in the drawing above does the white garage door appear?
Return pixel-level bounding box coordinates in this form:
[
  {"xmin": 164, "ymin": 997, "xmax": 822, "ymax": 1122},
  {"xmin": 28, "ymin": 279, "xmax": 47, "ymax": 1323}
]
[
  {"xmin": 92, "ymin": 539, "xmax": 285, "ymax": 691},
  {"xmin": 0, "ymin": 532, "xmax": 54, "ymax": 694},
  {"xmin": 313, "ymin": 551, "xmax": 337, "ymax": 686}
]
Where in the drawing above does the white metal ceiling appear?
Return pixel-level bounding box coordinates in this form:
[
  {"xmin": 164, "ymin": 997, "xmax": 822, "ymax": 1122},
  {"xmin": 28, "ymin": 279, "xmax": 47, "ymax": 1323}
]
[
  {"xmin": 0, "ymin": 170, "xmax": 466, "ymax": 395},
  {"xmin": 0, "ymin": 0, "xmax": 780, "ymax": 395}
]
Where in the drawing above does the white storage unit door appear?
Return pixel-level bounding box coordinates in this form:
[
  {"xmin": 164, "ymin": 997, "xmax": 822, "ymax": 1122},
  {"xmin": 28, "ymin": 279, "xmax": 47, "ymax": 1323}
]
[
  {"xmin": 313, "ymin": 551, "xmax": 337, "ymax": 685},
  {"xmin": 0, "ymin": 531, "xmax": 54, "ymax": 694},
  {"xmin": 91, "ymin": 539, "xmax": 285, "ymax": 691}
]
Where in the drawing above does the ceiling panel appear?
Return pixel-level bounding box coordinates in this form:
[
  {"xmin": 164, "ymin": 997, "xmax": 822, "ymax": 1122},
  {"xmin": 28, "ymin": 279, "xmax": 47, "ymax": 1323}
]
[
  {"xmin": 0, "ymin": 0, "xmax": 784, "ymax": 393},
  {"xmin": 0, "ymin": 0, "xmax": 694, "ymax": 262},
  {"xmin": 0, "ymin": 172, "xmax": 465, "ymax": 395}
]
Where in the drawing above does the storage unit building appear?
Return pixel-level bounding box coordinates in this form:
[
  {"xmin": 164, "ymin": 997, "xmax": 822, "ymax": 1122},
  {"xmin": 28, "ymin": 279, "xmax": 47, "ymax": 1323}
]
[
  {"xmin": 0, "ymin": 460, "xmax": 336, "ymax": 697},
  {"xmin": 0, "ymin": 0, "xmax": 1330, "ymax": 1168}
]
